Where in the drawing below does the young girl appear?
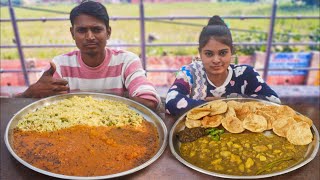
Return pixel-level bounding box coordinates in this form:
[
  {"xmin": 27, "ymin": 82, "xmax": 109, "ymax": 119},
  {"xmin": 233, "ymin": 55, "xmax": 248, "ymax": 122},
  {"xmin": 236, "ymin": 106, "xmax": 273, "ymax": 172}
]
[{"xmin": 165, "ymin": 15, "xmax": 280, "ymax": 116}]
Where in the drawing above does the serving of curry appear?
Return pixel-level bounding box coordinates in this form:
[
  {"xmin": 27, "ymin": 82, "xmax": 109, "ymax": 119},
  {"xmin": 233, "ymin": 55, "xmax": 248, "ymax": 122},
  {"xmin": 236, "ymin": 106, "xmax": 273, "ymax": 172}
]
[
  {"xmin": 12, "ymin": 96, "xmax": 160, "ymax": 176},
  {"xmin": 13, "ymin": 121, "xmax": 159, "ymax": 176},
  {"xmin": 180, "ymin": 132, "xmax": 308, "ymax": 175}
]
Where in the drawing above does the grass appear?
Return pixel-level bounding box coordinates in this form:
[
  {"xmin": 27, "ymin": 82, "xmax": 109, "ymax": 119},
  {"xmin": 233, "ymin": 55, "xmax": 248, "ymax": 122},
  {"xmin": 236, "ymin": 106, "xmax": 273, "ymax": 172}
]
[{"xmin": 0, "ymin": 2, "xmax": 319, "ymax": 60}]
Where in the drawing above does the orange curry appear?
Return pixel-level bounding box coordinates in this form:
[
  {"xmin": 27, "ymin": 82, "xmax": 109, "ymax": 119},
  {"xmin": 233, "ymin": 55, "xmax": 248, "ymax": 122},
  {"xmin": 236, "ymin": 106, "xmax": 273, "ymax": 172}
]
[{"xmin": 13, "ymin": 121, "xmax": 159, "ymax": 176}]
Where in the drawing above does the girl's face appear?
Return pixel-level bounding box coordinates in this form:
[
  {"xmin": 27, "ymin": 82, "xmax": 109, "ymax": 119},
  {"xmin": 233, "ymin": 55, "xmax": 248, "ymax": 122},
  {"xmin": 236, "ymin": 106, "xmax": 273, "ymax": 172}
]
[{"xmin": 200, "ymin": 38, "xmax": 232, "ymax": 76}]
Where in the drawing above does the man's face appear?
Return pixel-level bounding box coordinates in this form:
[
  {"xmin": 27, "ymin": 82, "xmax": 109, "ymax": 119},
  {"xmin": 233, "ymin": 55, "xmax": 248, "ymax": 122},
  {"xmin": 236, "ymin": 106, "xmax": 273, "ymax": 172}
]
[{"xmin": 70, "ymin": 14, "xmax": 111, "ymax": 56}]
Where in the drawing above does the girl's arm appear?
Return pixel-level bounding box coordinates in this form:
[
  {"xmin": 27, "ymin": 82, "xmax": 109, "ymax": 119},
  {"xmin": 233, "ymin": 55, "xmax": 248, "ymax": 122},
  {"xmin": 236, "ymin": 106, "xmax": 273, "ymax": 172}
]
[
  {"xmin": 243, "ymin": 66, "xmax": 281, "ymax": 104},
  {"xmin": 165, "ymin": 71, "xmax": 206, "ymax": 116}
]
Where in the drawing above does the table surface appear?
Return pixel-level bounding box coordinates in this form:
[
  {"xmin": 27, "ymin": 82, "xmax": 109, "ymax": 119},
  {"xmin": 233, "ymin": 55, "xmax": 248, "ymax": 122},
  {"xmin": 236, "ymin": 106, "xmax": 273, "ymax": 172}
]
[{"xmin": 1, "ymin": 97, "xmax": 319, "ymax": 180}]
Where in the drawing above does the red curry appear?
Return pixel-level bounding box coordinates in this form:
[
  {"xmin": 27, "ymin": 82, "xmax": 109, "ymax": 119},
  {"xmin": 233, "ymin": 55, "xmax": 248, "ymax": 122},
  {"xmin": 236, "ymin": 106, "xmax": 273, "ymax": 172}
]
[{"xmin": 13, "ymin": 121, "xmax": 159, "ymax": 176}]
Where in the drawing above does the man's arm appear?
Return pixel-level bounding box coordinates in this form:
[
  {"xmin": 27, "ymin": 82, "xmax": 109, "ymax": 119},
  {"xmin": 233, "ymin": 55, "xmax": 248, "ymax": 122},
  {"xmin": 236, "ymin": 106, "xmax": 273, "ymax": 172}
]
[
  {"xmin": 123, "ymin": 55, "xmax": 161, "ymax": 111},
  {"xmin": 15, "ymin": 62, "xmax": 69, "ymax": 98}
]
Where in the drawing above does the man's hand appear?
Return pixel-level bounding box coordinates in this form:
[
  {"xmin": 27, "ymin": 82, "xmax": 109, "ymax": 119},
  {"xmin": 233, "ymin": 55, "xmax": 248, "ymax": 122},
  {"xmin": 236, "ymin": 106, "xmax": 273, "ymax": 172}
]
[
  {"xmin": 130, "ymin": 96, "xmax": 157, "ymax": 111},
  {"xmin": 19, "ymin": 62, "xmax": 69, "ymax": 98}
]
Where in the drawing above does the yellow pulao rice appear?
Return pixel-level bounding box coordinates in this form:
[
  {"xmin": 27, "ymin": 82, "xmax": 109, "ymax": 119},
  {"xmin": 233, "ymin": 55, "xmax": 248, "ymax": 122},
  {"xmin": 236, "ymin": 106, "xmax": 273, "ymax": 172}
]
[{"xmin": 17, "ymin": 96, "xmax": 144, "ymax": 132}]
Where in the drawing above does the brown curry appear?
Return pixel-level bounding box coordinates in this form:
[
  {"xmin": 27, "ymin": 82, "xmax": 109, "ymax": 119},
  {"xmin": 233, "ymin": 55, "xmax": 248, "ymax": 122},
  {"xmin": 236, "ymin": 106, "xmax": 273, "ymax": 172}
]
[{"xmin": 13, "ymin": 121, "xmax": 159, "ymax": 176}]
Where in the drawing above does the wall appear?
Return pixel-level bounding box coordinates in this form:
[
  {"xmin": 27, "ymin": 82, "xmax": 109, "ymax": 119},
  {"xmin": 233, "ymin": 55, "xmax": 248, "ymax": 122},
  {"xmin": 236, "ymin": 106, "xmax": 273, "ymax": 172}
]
[{"xmin": 254, "ymin": 51, "xmax": 319, "ymax": 85}]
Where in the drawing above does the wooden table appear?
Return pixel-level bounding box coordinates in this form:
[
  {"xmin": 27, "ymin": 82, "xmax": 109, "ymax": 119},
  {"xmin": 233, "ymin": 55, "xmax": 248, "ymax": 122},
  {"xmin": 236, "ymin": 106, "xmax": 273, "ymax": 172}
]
[{"xmin": 1, "ymin": 97, "xmax": 319, "ymax": 180}]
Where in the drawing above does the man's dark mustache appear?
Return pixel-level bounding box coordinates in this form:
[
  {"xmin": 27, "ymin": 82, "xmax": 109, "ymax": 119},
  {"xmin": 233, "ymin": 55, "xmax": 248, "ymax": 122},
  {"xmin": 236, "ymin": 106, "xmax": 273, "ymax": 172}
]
[{"xmin": 84, "ymin": 42, "xmax": 98, "ymax": 45}]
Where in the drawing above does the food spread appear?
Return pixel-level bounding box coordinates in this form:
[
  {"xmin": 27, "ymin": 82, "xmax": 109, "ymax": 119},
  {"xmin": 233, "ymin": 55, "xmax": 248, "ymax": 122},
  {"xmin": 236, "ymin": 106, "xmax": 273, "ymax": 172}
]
[
  {"xmin": 13, "ymin": 96, "xmax": 159, "ymax": 176},
  {"xmin": 178, "ymin": 100, "xmax": 314, "ymax": 176}
]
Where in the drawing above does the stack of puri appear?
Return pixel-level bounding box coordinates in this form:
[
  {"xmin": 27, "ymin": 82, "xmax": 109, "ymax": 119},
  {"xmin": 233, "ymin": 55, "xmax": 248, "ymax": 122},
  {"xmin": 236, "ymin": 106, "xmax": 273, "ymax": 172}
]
[{"xmin": 185, "ymin": 100, "xmax": 313, "ymax": 146}]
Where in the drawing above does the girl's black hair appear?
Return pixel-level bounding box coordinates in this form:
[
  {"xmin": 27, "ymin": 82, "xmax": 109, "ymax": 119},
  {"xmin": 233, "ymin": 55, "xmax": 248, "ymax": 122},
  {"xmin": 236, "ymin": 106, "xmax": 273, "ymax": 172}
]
[
  {"xmin": 70, "ymin": 1, "xmax": 109, "ymax": 27},
  {"xmin": 198, "ymin": 15, "xmax": 233, "ymax": 53}
]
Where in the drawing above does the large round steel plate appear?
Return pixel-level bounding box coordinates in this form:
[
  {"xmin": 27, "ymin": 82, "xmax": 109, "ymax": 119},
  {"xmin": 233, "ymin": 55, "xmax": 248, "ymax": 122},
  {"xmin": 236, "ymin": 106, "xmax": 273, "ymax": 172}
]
[
  {"xmin": 169, "ymin": 98, "xmax": 319, "ymax": 179},
  {"xmin": 5, "ymin": 93, "xmax": 167, "ymax": 179}
]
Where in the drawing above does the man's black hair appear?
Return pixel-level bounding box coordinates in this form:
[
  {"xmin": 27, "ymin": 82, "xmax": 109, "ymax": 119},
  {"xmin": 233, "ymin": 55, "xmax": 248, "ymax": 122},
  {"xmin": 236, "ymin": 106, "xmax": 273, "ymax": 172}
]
[{"xmin": 70, "ymin": 1, "xmax": 109, "ymax": 27}]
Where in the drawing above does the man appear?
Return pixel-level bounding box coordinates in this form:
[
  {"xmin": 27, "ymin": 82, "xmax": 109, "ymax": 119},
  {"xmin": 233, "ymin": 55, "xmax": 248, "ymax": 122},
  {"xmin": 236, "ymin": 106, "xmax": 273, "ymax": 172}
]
[{"xmin": 17, "ymin": 1, "xmax": 160, "ymax": 110}]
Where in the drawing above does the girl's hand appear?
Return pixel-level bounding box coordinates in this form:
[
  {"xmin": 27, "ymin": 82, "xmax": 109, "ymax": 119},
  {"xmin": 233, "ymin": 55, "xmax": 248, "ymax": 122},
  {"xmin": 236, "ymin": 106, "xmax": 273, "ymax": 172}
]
[{"xmin": 205, "ymin": 97, "xmax": 225, "ymax": 102}]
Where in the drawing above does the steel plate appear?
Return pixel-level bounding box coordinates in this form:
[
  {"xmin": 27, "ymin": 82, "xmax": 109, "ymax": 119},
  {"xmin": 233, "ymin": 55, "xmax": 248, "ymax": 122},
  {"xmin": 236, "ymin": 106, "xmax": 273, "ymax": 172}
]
[
  {"xmin": 169, "ymin": 98, "xmax": 319, "ymax": 179},
  {"xmin": 5, "ymin": 92, "xmax": 168, "ymax": 179}
]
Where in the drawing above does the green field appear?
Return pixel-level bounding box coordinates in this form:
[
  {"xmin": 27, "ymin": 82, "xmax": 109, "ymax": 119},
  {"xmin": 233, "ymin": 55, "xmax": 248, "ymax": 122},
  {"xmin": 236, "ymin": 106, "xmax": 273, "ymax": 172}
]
[{"xmin": 0, "ymin": 2, "xmax": 319, "ymax": 60}]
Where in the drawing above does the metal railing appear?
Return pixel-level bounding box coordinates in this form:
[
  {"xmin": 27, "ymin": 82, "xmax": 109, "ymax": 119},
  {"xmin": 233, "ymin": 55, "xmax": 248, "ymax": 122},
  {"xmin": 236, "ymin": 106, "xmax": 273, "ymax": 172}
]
[
  {"xmin": 1, "ymin": 0, "xmax": 320, "ymax": 86},
  {"xmin": 1, "ymin": 15, "xmax": 319, "ymax": 22},
  {"xmin": 1, "ymin": 42, "xmax": 319, "ymax": 49}
]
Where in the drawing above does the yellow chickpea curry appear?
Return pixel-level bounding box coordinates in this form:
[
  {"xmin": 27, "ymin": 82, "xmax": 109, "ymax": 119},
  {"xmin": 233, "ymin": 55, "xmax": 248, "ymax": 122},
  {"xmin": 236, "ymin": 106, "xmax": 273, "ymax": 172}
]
[
  {"xmin": 180, "ymin": 132, "xmax": 308, "ymax": 175},
  {"xmin": 178, "ymin": 100, "xmax": 314, "ymax": 176}
]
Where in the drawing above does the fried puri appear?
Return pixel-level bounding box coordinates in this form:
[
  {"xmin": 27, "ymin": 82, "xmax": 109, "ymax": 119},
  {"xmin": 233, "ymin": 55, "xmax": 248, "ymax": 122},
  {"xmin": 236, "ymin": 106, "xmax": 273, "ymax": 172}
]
[
  {"xmin": 183, "ymin": 100, "xmax": 314, "ymax": 146},
  {"xmin": 201, "ymin": 115, "xmax": 223, "ymax": 128},
  {"xmin": 185, "ymin": 117, "xmax": 202, "ymax": 128},
  {"xmin": 221, "ymin": 116, "xmax": 245, "ymax": 133},
  {"xmin": 272, "ymin": 116, "xmax": 296, "ymax": 137},
  {"xmin": 206, "ymin": 100, "xmax": 228, "ymax": 116},
  {"xmin": 294, "ymin": 114, "xmax": 313, "ymax": 127},
  {"xmin": 186, "ymin": 108, "xmax": 211, "ymax": 120},
  {"xmin": 256, "ymin": 110, "xmax": 274, "ymax": 130},
  {"xmin": 287, "ymin": 122, "xmax": 313, "ymax": 145},
  {"xmin": 243, "ymin": 114, "xmax": 268, "ymax": 133}
]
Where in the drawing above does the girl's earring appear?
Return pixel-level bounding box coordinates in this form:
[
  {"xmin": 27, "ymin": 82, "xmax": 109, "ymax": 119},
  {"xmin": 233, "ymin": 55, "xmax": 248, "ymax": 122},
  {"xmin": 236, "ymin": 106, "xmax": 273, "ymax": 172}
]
[{"xmin": 231, "ymin": 54, "xmax": 238, "ymax": 65}]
